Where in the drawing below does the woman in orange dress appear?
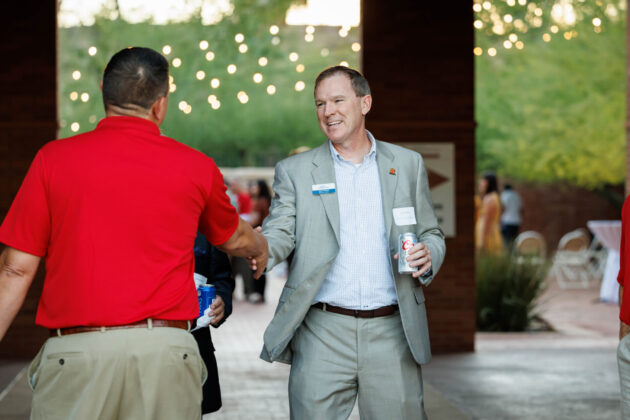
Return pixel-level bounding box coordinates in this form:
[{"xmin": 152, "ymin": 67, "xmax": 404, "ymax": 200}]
[{"xmin": 475, "ymin": 172, "xmax": 503, "ymax": 254}]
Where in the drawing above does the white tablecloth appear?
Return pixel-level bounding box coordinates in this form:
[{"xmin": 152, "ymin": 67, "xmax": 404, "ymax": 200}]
[{"xmin": 587, "ymin": 220, "xmax": 622, "ymax": 303}]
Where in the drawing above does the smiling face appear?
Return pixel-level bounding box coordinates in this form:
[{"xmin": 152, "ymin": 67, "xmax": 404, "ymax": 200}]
[{"xmin": 314, "ymin": 73, "xmax": 371, "ymax": 147}]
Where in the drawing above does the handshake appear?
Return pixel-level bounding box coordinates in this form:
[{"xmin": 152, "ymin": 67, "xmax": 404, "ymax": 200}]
[{"xmin": 217, "ymin": 218, "xmax": 268, "ymax": 278}]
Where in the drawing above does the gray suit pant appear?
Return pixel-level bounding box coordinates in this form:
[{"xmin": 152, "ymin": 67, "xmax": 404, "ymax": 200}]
[
  {"xmin": 618, "ymin": 334, "xmax": 630, "ymax": 418},
  {"xmin": 289, "ymin": 306, "xmax": 427, "ymax": 420}
]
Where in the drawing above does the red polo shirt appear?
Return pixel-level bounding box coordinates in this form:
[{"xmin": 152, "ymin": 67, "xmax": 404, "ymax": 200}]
[
  {"xmin": 620, "ymin": 197, "xmax": 630, "ymax": 324},
  {"xmin": 0, "ymin": 116, "xmax": 239, "ymax": 328}
]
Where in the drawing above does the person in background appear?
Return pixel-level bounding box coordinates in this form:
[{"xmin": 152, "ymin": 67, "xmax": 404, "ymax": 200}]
[
  {"xmin": 475, "ymin": 171, "xmax": 503, "ymax": 255},
  {"xmin": 500, "ymin": 184, "xmax": 522, "ymax": 248},
  {"xmin": 192, "ymin": 233, "xmax": 235, "ymax": 415},
  {"xmin": 247, "ymin": 180, "xmax": 272, "ymax": 303},
  {"xmin": 0, "ymin": 47, "xmax": 267, "ymax": 420}
]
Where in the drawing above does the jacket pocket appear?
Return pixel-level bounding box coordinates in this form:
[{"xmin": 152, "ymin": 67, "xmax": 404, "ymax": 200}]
[{"xmin": 412, "ymin": 285, "xmax": 425, "ymax": 305}]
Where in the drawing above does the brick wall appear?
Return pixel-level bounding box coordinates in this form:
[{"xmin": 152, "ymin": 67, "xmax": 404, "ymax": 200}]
[
  {"xmin": 0, "ymin": 3, "xmax": 57, "ymax": 358},
  {"xmin": 510, "ymin": 182, "xmax": 622, "ymax": 251},
  {"xmin": 363, "ymin": 0, "xmax": 476, "ymax": 353}
]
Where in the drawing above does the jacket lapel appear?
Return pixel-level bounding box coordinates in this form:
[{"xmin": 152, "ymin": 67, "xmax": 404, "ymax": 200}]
[
  {"xmin": 375, "ymin": 140, "xmax": 397, "ymax": 241},
  {"xmin": 311, "ymin": 143, "xmax": 341, "ymax": 246}
]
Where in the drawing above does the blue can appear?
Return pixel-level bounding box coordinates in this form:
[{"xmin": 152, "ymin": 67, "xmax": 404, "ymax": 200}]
[{"xmin": 198, "ymin": 284, "xmax": 216, "ymax": 317}]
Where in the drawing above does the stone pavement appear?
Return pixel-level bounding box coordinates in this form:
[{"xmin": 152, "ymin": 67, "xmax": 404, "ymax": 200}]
[{"xmin": 0, "ymin": 270, "xmax": 622, "ymax": 419}]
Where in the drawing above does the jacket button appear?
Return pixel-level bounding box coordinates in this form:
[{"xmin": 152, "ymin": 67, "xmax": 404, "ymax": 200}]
[
  {"xmin": 59, "ymin": 358, "xmax": 65, "ymax": 365},
  {"xmin": 183, "ymin": 354, "xmax": 188, "ymax": 360}
]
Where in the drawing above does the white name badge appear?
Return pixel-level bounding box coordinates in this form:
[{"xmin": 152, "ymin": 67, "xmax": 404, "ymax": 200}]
[
  {"xmin": 312, "ymin": 183, "xmax": 336, "ymax": 195},
  {"xmin": 393, "ymin": 207, "xmax": 417, "ymax": 226}
]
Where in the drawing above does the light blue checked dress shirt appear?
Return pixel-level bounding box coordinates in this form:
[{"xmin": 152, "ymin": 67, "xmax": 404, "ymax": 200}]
[{"xmin": 313, "ymin": 132, "xmax": 398, "ymax": 310}]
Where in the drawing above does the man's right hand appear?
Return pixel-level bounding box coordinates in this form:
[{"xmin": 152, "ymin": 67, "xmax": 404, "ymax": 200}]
[{"xmin": 217, "ymin": 218, "xmax": 269, "ymax": 278}]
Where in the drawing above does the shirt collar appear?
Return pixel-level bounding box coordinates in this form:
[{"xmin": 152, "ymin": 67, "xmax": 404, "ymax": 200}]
[
  {"xmin": 96, "ymin": 116, "xmax": 161, "ymax": 136},
  {"xmin": 328, "ymin": 130, "xmax": 377, "ymax": 164}
]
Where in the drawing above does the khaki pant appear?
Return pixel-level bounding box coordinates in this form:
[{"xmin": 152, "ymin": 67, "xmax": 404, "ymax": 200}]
[
  {"xmin": 28, "ymin": 326, "xmax": 207, "ymax": 420},
  {"xmin": 619, "ymin": 334, "xmax": 630, "ymax": 419},
  {"xmin": 289, "ymin": 307, "xmax": 427, "ymax": 420}
]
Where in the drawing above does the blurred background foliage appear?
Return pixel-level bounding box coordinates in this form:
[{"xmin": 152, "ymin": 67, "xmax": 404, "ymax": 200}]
[
  {"xmin": 58, "ymin": 0, "xmax": 359, "ymax": 166},
  {"xmin": 475, "ymin": 0, "xmax": 626, "ymax": 190}
]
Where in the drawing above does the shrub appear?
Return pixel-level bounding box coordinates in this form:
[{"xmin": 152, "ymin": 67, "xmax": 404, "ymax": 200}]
[{"xmin": 476, "ymin": 253, "xmax": 548, "ymax": 332}]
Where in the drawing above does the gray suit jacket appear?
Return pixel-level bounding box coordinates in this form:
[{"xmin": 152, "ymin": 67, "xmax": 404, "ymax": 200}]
[{"xmin": 260, "ymin": 137, "xmax": 445, "ymax": 365}]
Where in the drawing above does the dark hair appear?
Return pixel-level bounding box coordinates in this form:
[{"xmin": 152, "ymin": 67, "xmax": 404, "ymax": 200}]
[
  {"xmin": 314, "ymin": 66, "xmax": 371, "ymax": 97},
  {"xmin": 256, "ymin": 180, "xmax": 271, "ymax": 200},
  {"xmin": 482, "ymin": 172, "xmax": 499, "ymax": 195},
  {"xmin": 102, "ymin": 47, "xmax": 169, "ymax": 112}
]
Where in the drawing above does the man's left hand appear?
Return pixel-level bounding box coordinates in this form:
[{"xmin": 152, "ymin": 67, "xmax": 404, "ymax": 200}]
[
  {"xmin": 394, "ymin": 242, "xmax": 432, "ymax": 279},
  {"xmin": 209, "ymin": 296, "xmax": 225, "ymax": 325}
]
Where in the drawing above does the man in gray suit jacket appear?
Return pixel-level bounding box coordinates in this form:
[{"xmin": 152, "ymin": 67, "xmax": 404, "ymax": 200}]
[{"xmin": 260, "ymin": 66, "xmax": 446, "ymax": 419}]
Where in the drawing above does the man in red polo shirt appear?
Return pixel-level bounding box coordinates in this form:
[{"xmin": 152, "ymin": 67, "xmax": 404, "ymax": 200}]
[
  {"xmin": 618, "ymin": 197, "xmax": 630, "ymax": 418},
  {"xmin": 0, "ymin": 47, "xmax": 267, "ymax": 419}
]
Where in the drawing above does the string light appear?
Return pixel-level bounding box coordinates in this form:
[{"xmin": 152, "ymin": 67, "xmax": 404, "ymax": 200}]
[
  {"xmin": 205, "ymin": 51, "xmax": 215, "ymax": 61},
  {"xmin": 71, "ymin": 122, "xmax": 80, "ymax": 132},
  {"xmin": 172, "ymin": 58, "xmax": 182, "ymax": 68},
  {"xmin": 80, "ymin": 92, "xmax": 89, "ymax": 102},
  {"xmin": 503, "ymin": 40, "xmax": 512, "ymax": 49},
  {"xmin": 196, "ymin": 71, "xmax": 206, "ymax": 80},
  {"xmin": 305, "ymin": 34, "xmax": 314, "ymax": 42},
  {"xmin": 258, "ymin": 57, "xmax": 268, "ymax": 66},
  {"xmin": 289, "ymin": 52, "xmax": 299, "ymax": 62},
  {"xmin": 508, "ymin": 33, "xmax": 517, "ymax": 42},
  {"xmin": 210, "ymin": 78, "xmax": 220, "ymax": 88},
  {"xmin": 199, "ymin": 40, "xmax": 209, "ymax": 50},
  {"xmin": 321, "ymin": 48, "xmax": 329, "ymax": 57},
  {"xmin": 272, "ymin": 37, "xmax": 280, "ymax": 45},
  {"xmin": 237, "ymin": 91, "xmax": 249, "ymax": 104},
  {"xmin": 473, "ymin": 47, "xmax": 483, "ymax": 56},
  {"xmin": 592, "ymin": 17, "xmax": 602, "ymax": 27},
  {"xmin": 72, "ymin": 70, "xmax": 81, "ymax": 80},
  {"xmin": 227, "ymin": 64, "xmax": 237, "ymax": 74},
  {"xmin": 351, "ymin": 42, "xmax": 361, "ymax": 52},
  {"xmin": 542, "ymin": 33, "xmax": 551, "ymax": 42},
  {"xmin": 515, "ymin": 41, "xmax": 524, "ymax": 49},
  {"xmin": 162, "ymin": 45, "xmax": 172, "ymax": 55},
  {"xmin": 487, "ymin": 48, "xmax": 497, "ymax": 56},
  {"xmin": 473, "ymin": 3, "xmax": 482, "ymax": 12},
  {"xmin": 295, "ymin": 81, "xmax": 305, "ymax": 91},
  {"xmin": 211, "ymin": 101, "xmax": 221, "ymax": 110},
  {"xmin": 239, "ymin": 44, "xmax": 248, "ymax": 53},
  {"xmin": 170, "ymin": 83, "xmax": 176, "ymax": 93},
  {"xmin": 235, "ymin": 33, "xmax": 245, "ymax": 43},
  {"xmin": 269, "ymin": 25, "xmax": 279, "ymax": 35},
  {"xmin": 338, "ymin": 28, "xmax": 348, "ymax": 38},
  {"xmin": 88, "ymin": 46, "xmax": 97, "ymax": 56},
  {"xmin": 178, "ymin": 101, "xmax": 187, "ymax": 111},
  {"xmin": 267, "ymin": 85, "xmax": 276, "ymax": 95},
  {"xmin": 474, "ymin": 20, "xmax": 483, "ymax": 29},
  {"xmin": 339, "ymin": 61, "xmax": 349, "ymax": 67},
  {"xmin": 306, "ymin": 25, "xmax": 315, "ymax": 34},
  {"xmin": 296, "ymin": 64, "xmax": 305, "ymax": 73},
  {"xmin": 184, "ymin": 105, "xmax": 192, "ymax": 114},
  {"xmin": 69, "ymin": 91, "xmax": 78, "ymax": 101},
  {"xmin": 253, "ymin": 73, "xmax": 263, "ymax": 83}
]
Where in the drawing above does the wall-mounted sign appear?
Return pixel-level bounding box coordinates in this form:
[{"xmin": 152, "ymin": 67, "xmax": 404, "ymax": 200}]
[{"xmin": 395, "ymin": 142, "xmax": 456, "ymax": 237}]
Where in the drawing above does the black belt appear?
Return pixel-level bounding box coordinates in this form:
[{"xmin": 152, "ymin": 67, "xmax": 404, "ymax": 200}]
[{"xmin": 312, "ymin": 303, "xmax": 398, "ymax": 318}]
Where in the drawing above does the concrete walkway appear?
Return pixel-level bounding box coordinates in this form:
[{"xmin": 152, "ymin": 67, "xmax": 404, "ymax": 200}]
[{"xmin": 0, "ymin": 271, "xmax": 621, "ymax": 419}]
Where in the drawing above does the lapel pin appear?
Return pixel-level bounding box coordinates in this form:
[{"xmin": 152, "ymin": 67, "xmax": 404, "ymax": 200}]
[{"xmin": 389, "ymin": 168, "xmax": 396, "ymax": 175}]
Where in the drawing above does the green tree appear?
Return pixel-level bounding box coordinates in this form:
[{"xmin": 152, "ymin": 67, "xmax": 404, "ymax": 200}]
[
  {"xmin": 59, "ymin": 1, "xmax": 359, "ymax": 166},
  {"xmin": 475, "ymin": 0, "xmax": 626, "ymax": 189}
]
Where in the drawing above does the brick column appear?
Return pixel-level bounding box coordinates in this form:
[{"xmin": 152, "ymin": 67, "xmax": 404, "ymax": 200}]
[{"xmin": 362, "ymin": 0, "xmax": 476, "ymax": 352}]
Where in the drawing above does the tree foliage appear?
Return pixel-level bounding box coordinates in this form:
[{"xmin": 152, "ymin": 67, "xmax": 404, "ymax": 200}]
[
  {"xmin": 475, "ymin": 0, "xmax": 626, "ymax": 189},
  {"xmin": 59, "ymin": 1, "xmax": 358, "ymax": 166}
]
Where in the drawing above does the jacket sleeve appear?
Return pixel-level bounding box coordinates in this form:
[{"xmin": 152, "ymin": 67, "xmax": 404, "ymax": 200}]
[
  {"xmin": 414, "ymin": 154, "xmax": 446, "ymax": 286},
  {"xmin": 261, "ymin": 161, "xmax": 297, "ymax": 270}
]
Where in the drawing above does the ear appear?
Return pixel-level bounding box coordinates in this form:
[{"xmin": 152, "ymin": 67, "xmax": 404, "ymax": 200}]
[
  {"xmin": 99, "ymin": 80, "xmax": 103, "ymax": 92},
  {"xmin": 361, "ymin": 94, "xmax": 372, "ymax": 115},
  {"xmin": 150, "ymin": 96, "xmax": 169, "ymax": 126}
]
